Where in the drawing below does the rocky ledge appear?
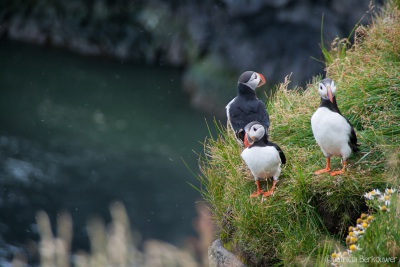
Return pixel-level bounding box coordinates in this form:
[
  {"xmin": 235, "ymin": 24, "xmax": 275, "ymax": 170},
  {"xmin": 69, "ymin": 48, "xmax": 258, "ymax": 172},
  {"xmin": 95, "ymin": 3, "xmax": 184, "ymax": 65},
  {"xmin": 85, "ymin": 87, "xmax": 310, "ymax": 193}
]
[{"xmin": 209, "ymin": 239, "xmax": 247, "ymax": 267}]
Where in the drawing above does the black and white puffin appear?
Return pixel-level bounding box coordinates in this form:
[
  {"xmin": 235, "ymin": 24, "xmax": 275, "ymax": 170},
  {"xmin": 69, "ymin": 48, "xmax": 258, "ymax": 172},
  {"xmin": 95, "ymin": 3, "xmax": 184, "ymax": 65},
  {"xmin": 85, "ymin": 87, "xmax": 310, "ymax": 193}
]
[
  {"xmin": 241, "ymin": 121, "xmax": 286, "ymax": 197},
  {"xmin": 311, "ymin": 78, "xmax": 359, "ymax": 176},
  {"xmin": 226, "ymin": 71, "xmax": 269, "ymax": 147}
]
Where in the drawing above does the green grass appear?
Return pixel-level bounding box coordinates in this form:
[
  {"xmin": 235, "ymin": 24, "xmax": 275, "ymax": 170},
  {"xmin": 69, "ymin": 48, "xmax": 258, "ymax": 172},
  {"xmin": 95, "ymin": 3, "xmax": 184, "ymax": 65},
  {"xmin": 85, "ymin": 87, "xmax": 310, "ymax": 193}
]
[{"xmin": 198, "ymin": 1, "xmax": 399, "ymax": 266}]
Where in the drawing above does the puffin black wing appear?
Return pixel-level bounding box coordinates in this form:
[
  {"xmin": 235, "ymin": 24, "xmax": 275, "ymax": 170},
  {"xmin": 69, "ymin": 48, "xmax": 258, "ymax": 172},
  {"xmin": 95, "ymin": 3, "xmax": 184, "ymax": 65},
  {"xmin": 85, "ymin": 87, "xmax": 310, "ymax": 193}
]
[
  {"xmin": 227, "ymin": 98, "xmax": 269, "ymax": 141},
  {"xmin": 256, "ymin": 100, "xmax": 270, "ymax": 131},
  {"xmin": 228, "ymin": 106, "xmax": 246, "ymax": 132},
  {"xmin": 347, "ymin": 120, "xmax": 359, "ymax": 153},
  {"xmin": 227, "ymin": 101, "xmax": 247, "ymax": 140},
  {"xmin": 267, "ymin": 141, "xmax": 286, "ymax": 165}
]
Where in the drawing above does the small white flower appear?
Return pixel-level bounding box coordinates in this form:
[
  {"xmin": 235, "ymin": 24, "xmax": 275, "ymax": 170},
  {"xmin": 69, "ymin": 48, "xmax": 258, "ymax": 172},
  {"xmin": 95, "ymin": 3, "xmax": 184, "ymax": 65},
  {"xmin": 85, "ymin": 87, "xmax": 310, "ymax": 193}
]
[
  {"xmin": 364, "ymin": 192, "xmax": 373, "ymax": 200},
  {"xmin": 349, "ymin": 244, "xmax": 362, "ymax": 252},
  {"xmin": 380, "ymin": 205, "xmax": 390, "ymax": 212},
  {"xmin": 331, "ymin": 251, "xmax": 345, "ymax": 265},
  {"xmin": 385, "ymin": 188, "xmax": 396, "ymax": 195},
  {"xmin": 352, "ymin": 229, "xmax": 364, "ymax": 237},
  {"xmin": 378, "ymin": 194, "xmax": 391, "ymax": 206},
  {"xmin": 372, "ymin": 189, "xmax": 381, "ymax": 196},
  {"xmin": 357, "ymin": 223, "xmax": 365, "ymax": 230}
]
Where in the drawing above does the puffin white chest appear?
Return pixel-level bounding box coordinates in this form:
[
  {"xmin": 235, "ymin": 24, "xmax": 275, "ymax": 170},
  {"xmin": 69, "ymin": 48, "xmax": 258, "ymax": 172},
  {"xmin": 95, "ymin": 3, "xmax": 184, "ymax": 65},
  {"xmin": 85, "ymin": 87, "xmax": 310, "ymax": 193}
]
[
  {"xmin": 311, "ymin": 107, "xmax": 352, "ymax": 158},
  {"xmin": 241, "ymin": 146, "xmax": 281, "ymax": 179}
]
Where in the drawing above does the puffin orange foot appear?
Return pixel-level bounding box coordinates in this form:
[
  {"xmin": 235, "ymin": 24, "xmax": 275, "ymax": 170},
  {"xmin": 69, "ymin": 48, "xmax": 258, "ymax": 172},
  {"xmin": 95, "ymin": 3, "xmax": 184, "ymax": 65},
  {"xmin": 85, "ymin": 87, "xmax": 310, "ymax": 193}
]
[
  {"xmin": 250, "ymin": 190, "xmax": 264, "ymax": 197},
  {"xmin": 330, "ymin": 170, "xmax": 345, "ymax": 176},
  {"xmin": 314, "ymin": 168, "xmax": 331, "ymax": 175},
  {"xmin": 315, "ymin": 158, "xmax": 331, "ymax": 175},
  {"xmin": 262, "ymin": 190, "xmax": 274, "ymax": 197},
  {"xmin": 251, "ymin": 180, "xmax": 263, "ymax": 197},
  {"xmin": 330, "ymin": 161, "xmax": 347, "ymax": 176},
  {"xmin": 262, "ymin": 180, "xmax": 277, "ymax": 197}
]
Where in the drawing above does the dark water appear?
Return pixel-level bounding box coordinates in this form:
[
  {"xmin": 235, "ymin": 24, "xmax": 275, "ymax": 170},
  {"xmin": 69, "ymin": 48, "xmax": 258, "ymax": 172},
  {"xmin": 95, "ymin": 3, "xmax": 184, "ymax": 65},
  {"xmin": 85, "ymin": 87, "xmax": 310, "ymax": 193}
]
[{"xmin": 0, "ymin": 41, "xmax": 213, "ymax": 253}]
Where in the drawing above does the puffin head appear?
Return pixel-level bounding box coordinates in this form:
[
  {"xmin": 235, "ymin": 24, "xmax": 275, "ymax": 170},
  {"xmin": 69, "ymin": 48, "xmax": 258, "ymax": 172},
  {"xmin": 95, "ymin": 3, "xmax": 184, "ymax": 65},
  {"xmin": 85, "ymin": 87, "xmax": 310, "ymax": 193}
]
[
  {"xmin": 238, "ymin": 71, "xmax": 266, "ymax": 90},
  {"xmin": 318, "ymin": 78, "xmax": 337, "ymax": 103},
  {"xmin": 244, "ymin": 121, "xmax": 265, "ymax": 146}
]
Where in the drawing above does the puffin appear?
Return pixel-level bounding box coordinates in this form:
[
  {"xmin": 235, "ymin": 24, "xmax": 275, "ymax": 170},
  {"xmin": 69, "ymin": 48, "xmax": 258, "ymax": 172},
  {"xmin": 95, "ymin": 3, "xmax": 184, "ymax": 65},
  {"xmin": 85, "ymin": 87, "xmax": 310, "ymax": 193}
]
[
  {"xmin": 226, "ymin": 71, "xmax": 269, "ymax": 147},
  {"xmin": 311, "ymin": 78, "xmax": 359, "ymax": 176},
  {"xmin": 241, "ymin": 121, "xmax": 286, "ymax": 197}
]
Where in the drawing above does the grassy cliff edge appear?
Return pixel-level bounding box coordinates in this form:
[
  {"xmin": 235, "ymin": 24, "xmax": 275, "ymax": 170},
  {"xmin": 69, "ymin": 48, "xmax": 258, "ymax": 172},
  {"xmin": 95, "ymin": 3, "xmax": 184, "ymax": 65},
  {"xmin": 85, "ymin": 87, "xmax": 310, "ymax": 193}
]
[{"xmin": 199, "ymin": 1, "xmax": 399, "ymax": 266}]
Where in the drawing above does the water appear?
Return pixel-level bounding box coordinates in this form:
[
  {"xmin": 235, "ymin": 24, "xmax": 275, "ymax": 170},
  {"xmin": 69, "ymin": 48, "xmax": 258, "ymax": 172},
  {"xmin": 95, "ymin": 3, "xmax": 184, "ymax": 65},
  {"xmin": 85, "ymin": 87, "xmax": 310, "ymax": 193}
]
[{"xmin": 0, "ymin": 41, "xmax": 213, "ymax": 253}]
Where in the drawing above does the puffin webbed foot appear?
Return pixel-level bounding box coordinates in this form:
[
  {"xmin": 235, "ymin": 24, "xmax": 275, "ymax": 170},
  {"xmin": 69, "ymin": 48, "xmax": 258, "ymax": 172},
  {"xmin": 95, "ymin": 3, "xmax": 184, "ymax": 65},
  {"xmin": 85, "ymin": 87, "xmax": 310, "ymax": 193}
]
[
  {"xmin": 262, "ymin": 180, "xmax": 277, "ymax": 197},
  {"xmin": 250, "ymin": 180, "xmax": 263, "ymax": 198},
  {"xmin": 314, "ymin": 168, "xmax": 331, "ymax": 175},
  {"xmin": 250, "ymin": 190, "xmax": 264, "ymax": 198},
  {"xmin": 330, "ymin": 160, "xmax": 347, "ymax": 176},
  {"xmin": 314, "ymin": 158, "xmax": 331, "ymax": 175},
  {"xmin": 329, "ymin": 170, "xmax": 344, "ymax": 176},
  {"xmin": 262, "ymin": 189, "xmax": 274, "ymax": 197}
]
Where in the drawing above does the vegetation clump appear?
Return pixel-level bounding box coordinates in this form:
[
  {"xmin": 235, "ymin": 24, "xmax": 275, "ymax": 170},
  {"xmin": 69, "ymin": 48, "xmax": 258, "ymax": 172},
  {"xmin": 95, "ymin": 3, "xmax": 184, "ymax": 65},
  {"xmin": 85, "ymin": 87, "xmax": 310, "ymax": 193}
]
[
  {"xmin": 198, "ymin": 1, "xmax": 399, "ymax": 265},
  {"xmin": 330, "ymin": 188, "xmax": 399, "ymax": 266}
]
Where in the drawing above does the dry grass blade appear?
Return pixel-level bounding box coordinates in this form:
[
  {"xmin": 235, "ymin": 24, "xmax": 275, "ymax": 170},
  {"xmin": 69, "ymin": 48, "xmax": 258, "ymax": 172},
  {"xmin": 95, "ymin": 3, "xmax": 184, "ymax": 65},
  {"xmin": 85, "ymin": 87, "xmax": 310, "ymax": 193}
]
[{"xmin": 35, "ymin": 201, "xmax": 209, "ymax": 267}]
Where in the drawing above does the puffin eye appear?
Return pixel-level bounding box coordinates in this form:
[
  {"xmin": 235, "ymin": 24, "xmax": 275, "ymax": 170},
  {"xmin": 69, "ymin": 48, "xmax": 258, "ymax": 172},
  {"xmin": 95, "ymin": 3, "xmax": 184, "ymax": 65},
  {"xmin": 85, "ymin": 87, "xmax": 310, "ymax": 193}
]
[{"xmin": 319, "ymin": 85, "xmax": 323, "ymax": 90}]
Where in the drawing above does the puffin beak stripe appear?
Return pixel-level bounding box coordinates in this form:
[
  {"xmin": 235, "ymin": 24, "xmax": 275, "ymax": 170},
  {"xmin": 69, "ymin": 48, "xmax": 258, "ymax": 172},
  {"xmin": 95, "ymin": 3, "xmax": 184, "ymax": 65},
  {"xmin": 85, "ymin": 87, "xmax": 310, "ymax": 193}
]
[
  {"xmin": 257, "ymin": 73, "xmax": 266, "ymax": 88},
  {"xmin": 327, "ymin": 86, "xmax": 333, "ymax": 103}
]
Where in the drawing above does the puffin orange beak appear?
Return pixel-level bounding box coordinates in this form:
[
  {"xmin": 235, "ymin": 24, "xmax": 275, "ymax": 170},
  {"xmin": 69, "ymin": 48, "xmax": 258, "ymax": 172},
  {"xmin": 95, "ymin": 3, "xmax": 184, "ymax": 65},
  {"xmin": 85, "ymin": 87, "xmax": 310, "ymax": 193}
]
[
  {"xmin": 243, "ymin": 133, "xmax": 254, "ymax": 148},
  {"xmin": 243, "ymin": 132, "xmax": 251, "ymax": 148},
  {"xmin": 257, "ymin": 73, "xmax": 266, "ymax": 88},
  {"xmin": 327, "ymin": 85, "xmax": 333, "ymax": 103}
]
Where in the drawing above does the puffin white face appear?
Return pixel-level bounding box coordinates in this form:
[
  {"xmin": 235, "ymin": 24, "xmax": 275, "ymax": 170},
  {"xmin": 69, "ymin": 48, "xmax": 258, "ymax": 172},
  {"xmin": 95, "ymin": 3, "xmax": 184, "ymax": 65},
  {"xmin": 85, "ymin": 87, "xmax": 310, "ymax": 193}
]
[
  {"xmin": 247, "ymin": 123, "xmax": 265, "ymax": 144},
  {"xmin": 318, "ymin": 78, "xmax": 336, "ymax": 103},
  {"xmin": 239, "ymin": 71, "xmax": 266, "ymax": 90}
]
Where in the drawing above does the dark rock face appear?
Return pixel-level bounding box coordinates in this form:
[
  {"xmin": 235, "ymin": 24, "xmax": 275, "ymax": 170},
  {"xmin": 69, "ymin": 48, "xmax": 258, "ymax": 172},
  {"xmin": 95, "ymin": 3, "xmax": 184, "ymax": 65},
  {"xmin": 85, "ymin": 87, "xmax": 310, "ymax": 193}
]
[{"xmin": 0, "ymin": 0, "xmax": 379, "ymax": 115}]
